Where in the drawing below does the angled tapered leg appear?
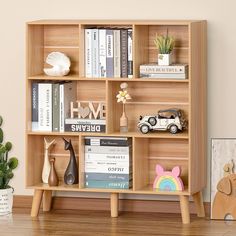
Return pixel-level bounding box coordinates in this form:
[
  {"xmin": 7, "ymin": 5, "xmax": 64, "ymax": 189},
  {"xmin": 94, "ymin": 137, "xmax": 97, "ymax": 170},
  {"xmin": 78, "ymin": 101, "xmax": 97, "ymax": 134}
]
[
  {"xmin": 31, "ymin": 190, "xmax": 43, "ymax": 217},
  {"xmin": 110, "ymin": 193, "xmax": 119, "ymax": 217},
  {"xmin": 43, "ymin": 190, "xmax": 53, "ymax": 212},
  {"xmin": 192, "ymin": 191, "xmax": 205, "ymax": 217},
  {"xmin": 179, "ymin": 195, "xmax": 190, "ymax": 224}
]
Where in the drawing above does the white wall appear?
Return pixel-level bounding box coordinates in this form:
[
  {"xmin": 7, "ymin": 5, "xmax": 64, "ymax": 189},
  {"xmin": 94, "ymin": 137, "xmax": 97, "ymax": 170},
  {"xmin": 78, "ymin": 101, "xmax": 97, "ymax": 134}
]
[{"xmin": 0, "ymin": 0, "xmax": 235, "ymax": 202}]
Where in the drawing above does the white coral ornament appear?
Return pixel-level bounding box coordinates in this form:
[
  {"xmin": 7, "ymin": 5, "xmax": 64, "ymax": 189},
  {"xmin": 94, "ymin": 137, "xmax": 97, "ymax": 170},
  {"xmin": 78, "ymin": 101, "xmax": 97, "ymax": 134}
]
[{"xmin": 43, "ymin": 52, "xmax": 71, "ymax": 76}]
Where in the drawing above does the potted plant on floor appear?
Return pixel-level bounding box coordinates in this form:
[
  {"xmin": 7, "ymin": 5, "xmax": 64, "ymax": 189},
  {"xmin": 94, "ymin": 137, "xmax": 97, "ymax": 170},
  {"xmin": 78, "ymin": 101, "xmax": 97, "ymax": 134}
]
[
  {"xmin": 0, "ymin": 115, "xmax": 18, "ymax": 215},
  {"xmin": 154, "ymin": 30, "xmax": 175, "ymax": 66}
]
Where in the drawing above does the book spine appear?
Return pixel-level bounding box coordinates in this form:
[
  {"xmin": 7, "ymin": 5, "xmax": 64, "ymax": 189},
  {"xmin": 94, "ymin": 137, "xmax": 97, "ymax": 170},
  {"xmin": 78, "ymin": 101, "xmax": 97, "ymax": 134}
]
[
  {"xmin": 85, "ymin": 29, "xmax": 92, "ymax": 78},
  {"xmin": 120, "ymin": 29, "xmax": 128, "ymax": 78},
  {"xmin": 52, "ymin": 83, "xmax": 60, "ymax": 132},
  {"xmin": 38, "ymin": 83, "xmax": 52, "ymax": 131},
  {"xmin": 127, "ymin": 29, "xmax": 133, "ymax": 78},
  {"xmin": 98, "ymin": 29, "xmax": 106, "ymax": 77},
  {"xmin": 140, "ymin": 73, "xmax": 187, "ymax": 79},
  {"xmin": 65, "ymin": 124, "xmax": 106, "ymax": 133},
  {"xmin": 59, "ymin": 84, "xmax": 64, "ymax": 132},
  {"xmin": 92, "ymin": 29, "xmax": 99, "ymax": 77},
  {"xmin": 85, "ymin": 159, "xmax": 132, "ymax": 167},
  {"xmin": 85, "ymin": 145, "xmax": 130, "ymax": 155},
  {"xmin": 85, "ymin": 165, "xmax": 131, "ymax": 174},
  {"xmin": 106, "ymin": 29, "xmax": 114, "ymax": 77},
  {"xmin": 113, "ymin": 30, "xmax": 121, "ymax": 78},
  {"xmin": 85, "ymin": 180, "xmax": 131, "ymax": 189},
  {"xmin": 65, "ymin": 118, "xmax": 106, "ymax": 125},
  {"xmin": 85, "ymin": 138, "xmax": 132, "ymax": 146},
  {"xmin": 140, "ymin": 65, "xmax": 188, "ymax": 74},
  {"xmin": 85, "ymin": 153, "xmax": 130, "ymax": 163},
  {"xmin": 85, "ymin": 173, "xmax": 132, "ymax": 181},
  {"xmin": 31, "ymin": 83, "xmax": 39, "ymax": 131}
]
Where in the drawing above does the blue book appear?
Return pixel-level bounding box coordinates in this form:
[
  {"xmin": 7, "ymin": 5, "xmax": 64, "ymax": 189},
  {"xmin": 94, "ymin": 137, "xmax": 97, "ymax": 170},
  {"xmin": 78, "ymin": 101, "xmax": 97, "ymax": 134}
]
[
  {"xmin": 85, "ymin": 180, "xmax": 132, "ymax": 189},
  {"xmin": 85, "ymin": 173, "xmax": 132, "ymax": 182}
]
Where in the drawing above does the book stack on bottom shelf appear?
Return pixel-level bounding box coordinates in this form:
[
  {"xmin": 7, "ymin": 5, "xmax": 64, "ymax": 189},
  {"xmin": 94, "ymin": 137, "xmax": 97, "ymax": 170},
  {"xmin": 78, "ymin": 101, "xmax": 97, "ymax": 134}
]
[{"xmin": 84, "ymin": 136, "xmax": 132, "ymax": 189}]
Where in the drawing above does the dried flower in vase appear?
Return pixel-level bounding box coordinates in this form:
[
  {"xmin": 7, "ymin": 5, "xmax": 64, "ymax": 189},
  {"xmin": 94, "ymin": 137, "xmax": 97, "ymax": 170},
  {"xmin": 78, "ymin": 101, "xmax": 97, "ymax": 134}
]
[{"xmin": 116, "ymin": 83, "xmax": 131, "ymax": 133}]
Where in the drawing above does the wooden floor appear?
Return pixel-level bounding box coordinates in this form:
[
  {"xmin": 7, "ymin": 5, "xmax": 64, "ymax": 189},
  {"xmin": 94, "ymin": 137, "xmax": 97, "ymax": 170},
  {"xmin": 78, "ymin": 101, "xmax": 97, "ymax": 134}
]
[{"xmin": 1, "ymin": 209, "xmax": 236, "ymax": 236}]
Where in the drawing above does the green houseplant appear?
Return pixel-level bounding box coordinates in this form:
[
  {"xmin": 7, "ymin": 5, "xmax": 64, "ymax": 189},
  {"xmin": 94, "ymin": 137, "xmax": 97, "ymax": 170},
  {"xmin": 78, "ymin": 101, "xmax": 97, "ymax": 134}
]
[
  {"xmin": 0, "ymin": 115, "xmax": 18, "ymax": 215},
  {"xmin": 154, "ymin": 30, "xmax": 175, "ymax": 66}
]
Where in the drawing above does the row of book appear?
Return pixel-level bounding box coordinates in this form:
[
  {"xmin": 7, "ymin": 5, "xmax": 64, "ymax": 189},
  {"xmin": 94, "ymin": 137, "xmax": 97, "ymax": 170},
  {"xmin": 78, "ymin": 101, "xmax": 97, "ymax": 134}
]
[
  {"xmin": 85, "ymin": 28, "xmax": 133, "ymax": 78},
  {"xmin": 31, "ymin": 82, "xmax": 106, "ymax": 132},
  {"xmin": 84, "ymin": 137, "xmax": 132, "ymax": 189},
  {"xmin": 140, "ymin": 64, "xmax": 188, "ymax": 79}
]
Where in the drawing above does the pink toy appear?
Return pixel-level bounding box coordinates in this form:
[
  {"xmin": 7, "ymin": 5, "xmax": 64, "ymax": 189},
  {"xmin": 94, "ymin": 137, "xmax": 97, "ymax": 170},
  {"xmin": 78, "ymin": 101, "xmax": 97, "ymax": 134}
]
[{"xmin": 153, "ymin": 164, "xmax": 184, "ymax": 191}]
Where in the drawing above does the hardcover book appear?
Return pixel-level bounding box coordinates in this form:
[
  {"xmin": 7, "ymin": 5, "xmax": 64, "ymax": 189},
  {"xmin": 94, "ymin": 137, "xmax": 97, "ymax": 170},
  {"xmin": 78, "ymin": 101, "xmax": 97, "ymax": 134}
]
[
  {"xmin": 31, "ymin": 83, "xmax": 39, "ymax": 131},
  {"xmin": 85, "ymin": 137, "xmax": 132, "ymax": 146},
  {"xmin": 113, "ymin": 30, "xmax": 121, "ymax": 78},
  {"xmin": 65, "ymin": 124, "xmax": 106, "ymax": 133},
  {"xmin": 85, "ymin": 173, "xmax": 132, "ymax": 182},
  {"xmin": 127, "ymin": 29, "xmax": 133, "ymax": 78},
  {"xmin": 120, "ymin": 29, "xmax": 128, "ymax": 78},
  {"xmin": 85, "ymin": 145, "xmax": 131, "ymax": 155},
  {"xmin": 52, "ymin": 83, "xmax": 60, "ymax": 132},
  {"xmin": 140, "ymin": 64, "xmax": 188, "ymax": 74},
  {"xmin": 106, "ymin": 29, "xmax": 114, "ymax": 77},
  {"xmin": 85, "ymin": 180, "xmax": 132, "ymax": 189},
  {"xmin": 92, "ymin": 29, "xmax": 99, "ymax": 77},
  {"xmin": 98, "ymin": 29, "xmax": 107, "ymax": 77},
  {"xmin": 140, "ymin": 73, "xmax": 187, "ymax": 79},
  {"xmin": 85, "ymin": 29, "xmax": 92, "ymax": 78}
]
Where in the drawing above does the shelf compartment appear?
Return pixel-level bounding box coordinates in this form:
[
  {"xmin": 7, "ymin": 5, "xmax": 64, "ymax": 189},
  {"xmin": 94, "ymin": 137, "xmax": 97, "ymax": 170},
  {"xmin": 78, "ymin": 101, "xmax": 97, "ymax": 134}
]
[
  {"xmin": 26, "ymin": 135, "xmax": 79, "ymax": 187},
  {"xmin": 133, "ymin": 137, "xmax": 189, "ymax": 192},
  {"xmin": 133, "ymin": 24, "xmax": 189, "ymax": 78},
  {"xmin": 27, "ymin": 24, "xmax": 80, "ymax": 77}
]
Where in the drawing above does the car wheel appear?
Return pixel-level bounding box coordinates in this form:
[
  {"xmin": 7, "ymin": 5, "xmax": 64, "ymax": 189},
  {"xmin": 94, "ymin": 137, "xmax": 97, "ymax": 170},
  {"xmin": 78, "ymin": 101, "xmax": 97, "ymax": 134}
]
[
  {"xmin": 148, "ymin": 117, "xmax": 157, "ymax": 126},
  {"xmin": 169, "ymin": 125, "xmax": 178, "ymax": 134},
  {"xmin": 140, "ymin": 125, "xmax": 149, "ymax": 134}
]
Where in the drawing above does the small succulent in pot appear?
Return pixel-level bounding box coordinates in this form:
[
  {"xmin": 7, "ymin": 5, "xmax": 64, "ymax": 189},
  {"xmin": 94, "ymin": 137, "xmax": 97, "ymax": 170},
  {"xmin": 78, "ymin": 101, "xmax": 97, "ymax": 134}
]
[
  {"xmin": 154, "ymin": 30, "xmax": 175, "ymax": 66},
  {"xmin": 0, "ymin": 116, "xmax": 18, "ymax": 190}
]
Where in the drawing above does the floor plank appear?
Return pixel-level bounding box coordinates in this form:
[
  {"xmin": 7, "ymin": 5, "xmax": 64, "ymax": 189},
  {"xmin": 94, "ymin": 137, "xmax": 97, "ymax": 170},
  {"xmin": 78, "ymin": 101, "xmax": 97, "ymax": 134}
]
[{"xmin": 0, "ymin": 208, "xmax": 236, "ymax": 236}]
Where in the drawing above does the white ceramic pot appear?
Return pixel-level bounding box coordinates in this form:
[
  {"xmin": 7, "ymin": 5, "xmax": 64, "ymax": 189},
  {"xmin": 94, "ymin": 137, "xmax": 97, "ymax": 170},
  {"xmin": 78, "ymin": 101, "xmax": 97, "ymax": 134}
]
[
  {"xmin": 158, "ymin": 53, "xmax": 172, "ymax": 66},
  {"xmin": 0, "ymin": 188, "xmax": 13, "ymax": 215}
]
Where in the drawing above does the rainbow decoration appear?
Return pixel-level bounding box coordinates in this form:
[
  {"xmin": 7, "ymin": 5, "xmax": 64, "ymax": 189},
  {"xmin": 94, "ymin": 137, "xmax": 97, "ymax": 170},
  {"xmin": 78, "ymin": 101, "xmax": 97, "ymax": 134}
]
[{"xmin": 153, "ymin": 165, "xmax": 184, "ymax": 191}]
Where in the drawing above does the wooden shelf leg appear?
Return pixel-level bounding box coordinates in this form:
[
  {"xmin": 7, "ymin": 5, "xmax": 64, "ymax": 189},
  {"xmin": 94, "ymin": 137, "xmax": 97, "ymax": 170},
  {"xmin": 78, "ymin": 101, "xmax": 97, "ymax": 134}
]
[
  {"xmin": 110, "ymin": 193, "xmax": 119, "ymax": 218},
  {"xmin": 43, "ymin": 190, "xmax": 53, "ymax": 212},
  {"xmin": 192, "ymin": 191, "xmax": 205, "ymax": 217},
  {"xmin": 179, "ymin": 195, "xmax": 190, "ymax": 224},
  {"xmin": 31, "ymin": 189, "xmax": 44, "ymax": 217}
]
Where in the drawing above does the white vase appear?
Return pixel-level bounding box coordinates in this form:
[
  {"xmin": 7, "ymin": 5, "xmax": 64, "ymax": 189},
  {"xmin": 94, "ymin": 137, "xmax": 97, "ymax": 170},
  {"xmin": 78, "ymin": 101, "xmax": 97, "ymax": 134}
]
[
  {"xmin": 158, "ymin": 53, "xmax": 172, "ymax": 66},
  {"xmin": 0, "ymin": 188, "xmax": 13, "ymax": 215}
]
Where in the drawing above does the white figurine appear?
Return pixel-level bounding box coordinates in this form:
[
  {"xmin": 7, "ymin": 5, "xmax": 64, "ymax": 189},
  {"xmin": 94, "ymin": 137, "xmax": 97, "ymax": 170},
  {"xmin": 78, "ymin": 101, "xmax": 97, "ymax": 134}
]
[{"xmin": 44, "ymin": 52, "xmax": 71, "ymax": 76}]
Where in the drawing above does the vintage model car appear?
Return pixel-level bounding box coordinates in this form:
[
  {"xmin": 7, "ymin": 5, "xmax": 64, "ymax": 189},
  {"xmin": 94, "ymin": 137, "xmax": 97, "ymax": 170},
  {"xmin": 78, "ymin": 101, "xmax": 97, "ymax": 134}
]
[{"xmin": 137, "ymin": 108, "xmax": 187, "ymax": 134}]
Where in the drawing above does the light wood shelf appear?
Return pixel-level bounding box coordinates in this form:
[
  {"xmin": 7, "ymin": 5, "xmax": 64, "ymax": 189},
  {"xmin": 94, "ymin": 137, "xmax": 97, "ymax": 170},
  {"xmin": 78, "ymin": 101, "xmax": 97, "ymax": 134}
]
[{"xmin": 26, "ymin": 19, "xmax": 207, "ymax": 223}]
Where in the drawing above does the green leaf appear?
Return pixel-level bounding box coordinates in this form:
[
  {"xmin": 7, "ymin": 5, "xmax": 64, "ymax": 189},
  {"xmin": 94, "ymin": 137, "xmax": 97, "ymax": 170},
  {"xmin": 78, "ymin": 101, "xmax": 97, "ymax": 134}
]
[
  {"xmin": 5, "ymin": 142, "xmax": 12, "ymax": 151},
  {"xmin": 0, "ymin": 128, "xmax": 3, "ymax": 143},
  {"xmin": 0, "ymin": 116, "xmax": 3, "ymax": 126},
  {"xmin": 0, "ymin": 145, "xmax": 6, "ymax": 154},
  {"xmin": 8, "ymin": 157, "xmax": 18, "ymax": 169}
]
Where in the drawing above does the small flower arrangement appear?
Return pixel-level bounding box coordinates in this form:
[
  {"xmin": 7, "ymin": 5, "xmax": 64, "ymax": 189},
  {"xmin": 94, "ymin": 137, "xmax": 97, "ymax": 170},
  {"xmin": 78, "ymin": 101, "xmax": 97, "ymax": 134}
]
[{"xmin": 116, "ymin": 83, "xmax": 131, "ymax": 132}]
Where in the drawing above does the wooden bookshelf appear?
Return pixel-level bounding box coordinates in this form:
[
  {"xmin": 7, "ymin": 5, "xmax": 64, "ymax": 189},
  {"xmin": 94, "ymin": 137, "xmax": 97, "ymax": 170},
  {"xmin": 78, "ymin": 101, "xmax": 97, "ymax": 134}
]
[{"xmin": 26, "ymin": 20, "xmax": 207, "ymax": 224}]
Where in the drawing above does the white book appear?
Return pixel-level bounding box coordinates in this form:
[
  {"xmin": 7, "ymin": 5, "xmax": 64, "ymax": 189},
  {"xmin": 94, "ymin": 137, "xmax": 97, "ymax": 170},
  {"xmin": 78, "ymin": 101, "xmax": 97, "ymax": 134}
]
[
  {"xmin": 140, "ymin": 64, "xmax": 188, "ymax": 74},
  {"xmin": 140, "ymin": 73, "xmax": 187, "ymax": 79},
  {"xmin": 113, "ymin": 30, "xmax": 121, "ymax": 78},
  {"xmin": 38, "ymin": 83, "xmax": 52, "ymax": 131},
  {"xmin": 60, "ymin": 82, "xmax": 77, "ymax": 132},
  {"xmin": 65, "ymin": 118, "xmax": 106, "ymax": 125},
  {"xmin": 85, "ymin": 165, "xmax": 131, "ymax": 174},
  {"xmin": 85, "ymin": 29, "xmax": 92, "ymax": 78},
  {"xmin": 92, "ymin": 29, "xmax": 99, "ymax": 77},
  {"xmin": 85, "ymin": 153, "xmax": 130, "ymax": 162},
  {"xmin": 128, "ymin": 29, "xmax": 133, "ymax": 78},
  {"xmin": 85, "ymin": 145, "xmax": 130, "ymax": 155},
  {"xmin": 98, "ymin": 29, "xmax": 106, "ymax": 77}
]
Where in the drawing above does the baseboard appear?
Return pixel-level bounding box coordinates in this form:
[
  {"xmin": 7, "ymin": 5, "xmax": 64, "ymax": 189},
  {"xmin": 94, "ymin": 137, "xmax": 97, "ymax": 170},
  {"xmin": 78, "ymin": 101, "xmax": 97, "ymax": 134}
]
[{"xmin": 13, "ymin": 195, "xmax": 210, "ymax": 216}]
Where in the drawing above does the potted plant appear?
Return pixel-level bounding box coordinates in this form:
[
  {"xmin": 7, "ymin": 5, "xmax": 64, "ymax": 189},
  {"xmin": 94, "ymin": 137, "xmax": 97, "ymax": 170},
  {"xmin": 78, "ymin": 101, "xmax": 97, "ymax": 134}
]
[
  {"xmin": 154, "ymin": 30, "xmax": 175, "ymax": 66},
  {"xmin": 0, "ymin": 116, "xmax": 18, "ymax": 215}
]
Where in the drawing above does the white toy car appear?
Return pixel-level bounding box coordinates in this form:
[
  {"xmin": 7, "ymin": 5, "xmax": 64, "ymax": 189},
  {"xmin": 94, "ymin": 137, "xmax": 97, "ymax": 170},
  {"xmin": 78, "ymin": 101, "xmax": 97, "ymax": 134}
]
[{"xmin": 137, "ymin": 108, "xmax": 187, "ymax": 134}]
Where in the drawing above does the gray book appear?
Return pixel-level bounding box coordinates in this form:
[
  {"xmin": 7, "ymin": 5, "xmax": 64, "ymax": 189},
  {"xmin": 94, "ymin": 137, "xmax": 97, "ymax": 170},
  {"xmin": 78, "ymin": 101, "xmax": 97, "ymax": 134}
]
[
  {"xmin": 85, "ymin": 173, "xmax": 132, "ymax": 182},
  {"xmin": 31, "ymin": 83, "xmax": 38, "ymax": 131},
  {"xmin": 120, "ymin": 29, "xmax": 128, "ymax": 78},
  {"xmin": 52, "ymin": 83, "xmax": 60, "ymax": 132},
  {"xmin": 85, "ymin": 145, "xmax": 131, "ymax": 155},
  {"xmin": 106, "ymin": 29, "xmax": 114, "ymax": 77}
]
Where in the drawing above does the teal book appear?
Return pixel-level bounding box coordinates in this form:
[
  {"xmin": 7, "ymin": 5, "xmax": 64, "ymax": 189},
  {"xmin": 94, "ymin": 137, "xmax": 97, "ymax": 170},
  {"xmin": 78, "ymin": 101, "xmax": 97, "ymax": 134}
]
[{"xmin": 85, "ymin": 180, "xmax": 132, "ymax": 189}]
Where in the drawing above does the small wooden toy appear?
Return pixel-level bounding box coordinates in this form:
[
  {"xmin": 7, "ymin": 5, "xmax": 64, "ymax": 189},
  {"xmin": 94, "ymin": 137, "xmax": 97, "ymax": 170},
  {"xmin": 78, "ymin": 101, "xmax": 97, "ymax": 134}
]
[{"xmin": 153, "ymin": 164, "xmax": 184, "ymax": 191}]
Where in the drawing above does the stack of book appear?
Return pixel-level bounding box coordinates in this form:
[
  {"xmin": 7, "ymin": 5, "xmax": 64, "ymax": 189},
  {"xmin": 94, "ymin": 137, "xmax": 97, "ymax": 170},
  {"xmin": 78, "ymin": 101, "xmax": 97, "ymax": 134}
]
[
  {"xmin": 85, "ymin": 28, "xmax": 133, "ymax": 78},
  {"xmin": 84, "ymin": 137, "xmax": 132, "ymax": 189},
  {"xmin": 32, "ymin": 81, "xmax": 77, "ymax": 132},
  {"xmin": 140, "ymin": 64, "xmax": 188, "ymax": 79}
]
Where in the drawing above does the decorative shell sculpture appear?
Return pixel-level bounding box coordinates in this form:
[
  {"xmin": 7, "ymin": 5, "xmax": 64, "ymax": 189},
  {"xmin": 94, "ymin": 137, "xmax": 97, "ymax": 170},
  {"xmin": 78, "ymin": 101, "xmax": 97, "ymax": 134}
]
[{"xmin": 44, "ymin": 52, "xmax": 71, "ymax": 76}]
